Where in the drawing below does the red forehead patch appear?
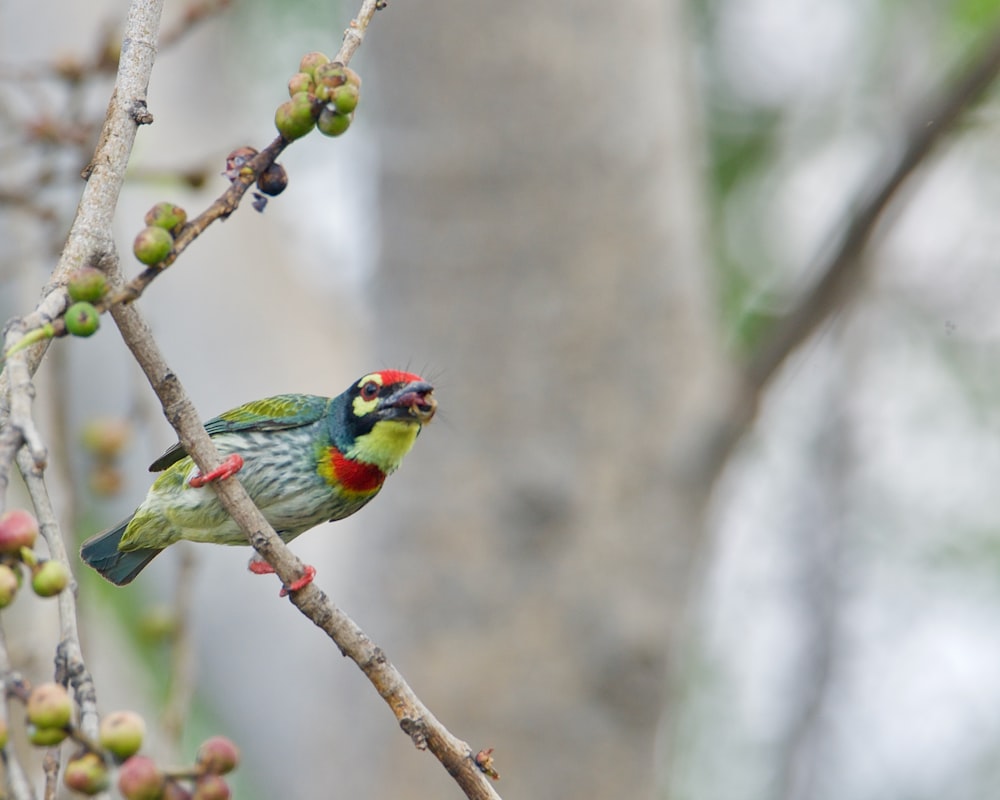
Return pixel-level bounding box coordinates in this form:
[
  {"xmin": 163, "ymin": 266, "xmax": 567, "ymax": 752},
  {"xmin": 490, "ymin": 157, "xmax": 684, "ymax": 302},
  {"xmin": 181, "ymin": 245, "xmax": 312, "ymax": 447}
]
[{"xmin": 373, "ymin": 370, "xmax": 424, "ymax": 387}]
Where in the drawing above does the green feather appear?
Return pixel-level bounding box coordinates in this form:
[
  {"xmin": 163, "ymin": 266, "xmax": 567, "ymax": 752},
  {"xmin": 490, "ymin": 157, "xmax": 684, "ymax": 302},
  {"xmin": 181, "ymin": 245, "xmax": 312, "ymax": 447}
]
[{"xmin": 149, "ymin": 394, "xmax": 331, "ymax": 471}]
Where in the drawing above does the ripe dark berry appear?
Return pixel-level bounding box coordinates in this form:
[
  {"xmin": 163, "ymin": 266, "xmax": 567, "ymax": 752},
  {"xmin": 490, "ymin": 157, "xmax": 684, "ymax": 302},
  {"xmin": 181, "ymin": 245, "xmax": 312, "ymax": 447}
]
[{"xmin": 256, "ymin": 163, "xmax": 288, "ymax": 197}]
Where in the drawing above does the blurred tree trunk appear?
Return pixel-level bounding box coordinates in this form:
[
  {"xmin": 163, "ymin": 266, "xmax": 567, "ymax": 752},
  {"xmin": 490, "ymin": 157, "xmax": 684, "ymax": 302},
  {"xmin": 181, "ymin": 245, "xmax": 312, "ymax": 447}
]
[{"xmin": 364, "ymin": 1, "xmax": 727, "ymax": 797}]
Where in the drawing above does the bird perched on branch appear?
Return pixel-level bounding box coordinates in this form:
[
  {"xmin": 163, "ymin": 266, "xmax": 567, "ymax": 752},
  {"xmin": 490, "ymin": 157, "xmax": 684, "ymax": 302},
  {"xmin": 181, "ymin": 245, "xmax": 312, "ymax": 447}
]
[{"xmin": 80, "ymin": 370, "xmax": 436, "ymax": 593}]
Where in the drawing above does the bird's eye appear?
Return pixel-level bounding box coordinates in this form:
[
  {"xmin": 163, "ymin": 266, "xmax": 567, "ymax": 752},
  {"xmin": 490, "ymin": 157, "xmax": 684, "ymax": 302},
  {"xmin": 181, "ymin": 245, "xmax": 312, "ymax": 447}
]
[{"xmin": 360, "ymin": 381, "xmax": 380, "ymax": 400}]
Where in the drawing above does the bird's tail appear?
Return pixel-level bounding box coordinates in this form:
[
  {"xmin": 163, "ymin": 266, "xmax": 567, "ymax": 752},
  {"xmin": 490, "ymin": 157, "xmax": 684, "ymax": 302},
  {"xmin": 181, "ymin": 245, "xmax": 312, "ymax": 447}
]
[{"xmin": 80, "ymin": 519, "xmax": 162, "ymax": 586}]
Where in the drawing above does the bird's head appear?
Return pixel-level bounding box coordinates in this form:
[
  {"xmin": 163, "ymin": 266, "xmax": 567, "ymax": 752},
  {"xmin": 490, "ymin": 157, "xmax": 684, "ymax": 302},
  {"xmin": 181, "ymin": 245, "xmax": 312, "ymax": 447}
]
[{"xmin": 336, "ymin": 370, "xmax": 436, "ymax": 474}]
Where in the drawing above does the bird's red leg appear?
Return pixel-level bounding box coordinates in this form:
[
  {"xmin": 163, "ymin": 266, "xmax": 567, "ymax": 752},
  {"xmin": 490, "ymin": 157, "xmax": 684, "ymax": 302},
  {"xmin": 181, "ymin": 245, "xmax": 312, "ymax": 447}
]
[
  {"xmin": 188, "ymin": 454, "xmax": 244, "ymax": 488},
  {"xmin": 247, "ymin": 555, "xmax": 316, "ymax": 597}
]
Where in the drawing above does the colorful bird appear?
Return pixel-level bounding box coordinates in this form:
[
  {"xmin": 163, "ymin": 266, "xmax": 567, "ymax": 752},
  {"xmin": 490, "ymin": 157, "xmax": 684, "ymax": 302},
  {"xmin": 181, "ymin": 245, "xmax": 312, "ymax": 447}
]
[{"xmin": 80, "ymin": 370, "xmax": 436, "ymax": 591}]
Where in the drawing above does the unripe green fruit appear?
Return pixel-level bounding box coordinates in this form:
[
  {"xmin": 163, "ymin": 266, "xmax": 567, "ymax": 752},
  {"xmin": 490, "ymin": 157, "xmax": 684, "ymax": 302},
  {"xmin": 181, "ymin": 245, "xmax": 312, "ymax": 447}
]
[
  {"xmin": 133, "ymin": 226, "xmax": 174, "ymax": 265},
  {"xmin": 99, "ymin": 710, "xmax": 146, "ymax": 759},
  {"xmin": 298, "ymin": 51, "xmax": 330, "ymax": 78},
  {"xmin": 344, "ymin": 66, "xmax": 362, "ymax": 89},
  {"xmin": 192, "ymin": 775, "xmax": 230, "ymax": 800},
  {"xmin": 287, "ymin": 72, "xmax": 313, "ymax": 97},
  {"xmin": 26, "ymin": 682, "xmax": 72, "ymax": 729},
  {"xmin": 0, "ymin": 717, "xmax": 7, "ymax": 749},
  {"xmin": 317, "ymin": 107, "xmax": 352, "ymax": 137},
  {"xmin": 67, "ymin": 267, "xmax": 108, "ymax": 302},
  {"xmin": 65, "ymin": 302, "xmax": 100, "ymax": 338},
  {"xmin": 64, "ymin": 751, "xmax": 111, "ymax": 795},
  {"xmin": 32, "ymin": 560, "xmax": 70, "ymax": 597},
  {"xmin": 144, "ymin": 202, "xmax": 187, "ymax": 234},
  {"xmin": 28, "ymin": 723, "xmax": 68, "ymax": 746},
  {"xmin": 117, "ymin": 756, "xmax": 165, "ymax": 800},
  {"xmin": 0, "ymin": 564, "xmax": 20, "ymax": 608},
  {"xmin": 0, "ymin": 509, "xmax": 39, "ymax": 553},
  {"xmin": 196, "ymin": 736, "xmax": 240, "ymax": 775},
  {"xmin": 331, "ymin": 82, "xmax": 360, "ymax": 115},
  {"xmin": 274, "ymin": 93, "xmax": 317, "ymax": 141}
]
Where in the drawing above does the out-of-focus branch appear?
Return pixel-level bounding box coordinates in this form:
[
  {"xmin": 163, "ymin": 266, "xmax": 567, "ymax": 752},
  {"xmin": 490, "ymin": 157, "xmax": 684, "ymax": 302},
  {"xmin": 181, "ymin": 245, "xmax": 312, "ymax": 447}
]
[
  {"xmin": 0, "ymin": 0, "xmax": 166, "ymax": 489},
  {"xmin": 0, "ymin": 626, "xmax": 35, "ymax": 800},
  {"xmin": 703, "ymin": 24, "xmax": 1000, "ymax": 480}
]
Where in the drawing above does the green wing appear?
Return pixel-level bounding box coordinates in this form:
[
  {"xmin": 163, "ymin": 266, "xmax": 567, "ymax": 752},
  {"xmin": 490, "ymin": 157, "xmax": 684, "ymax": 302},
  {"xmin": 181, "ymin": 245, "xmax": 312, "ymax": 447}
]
[{"xmin": 148, "ymin": 394, "xmax": 330, "ymax": 472}]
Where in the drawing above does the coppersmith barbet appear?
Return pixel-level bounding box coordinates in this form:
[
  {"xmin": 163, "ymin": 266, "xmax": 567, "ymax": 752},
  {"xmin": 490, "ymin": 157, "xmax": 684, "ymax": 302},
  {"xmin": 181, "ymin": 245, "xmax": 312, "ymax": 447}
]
[{"xmin": 80, "ymin": 370, "xmax": 436, "ymax": 590}]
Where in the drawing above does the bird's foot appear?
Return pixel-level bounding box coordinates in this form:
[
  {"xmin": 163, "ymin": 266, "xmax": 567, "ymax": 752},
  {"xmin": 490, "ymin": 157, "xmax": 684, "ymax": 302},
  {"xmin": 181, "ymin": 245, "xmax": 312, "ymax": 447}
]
[
  {"xmin": 247, "ymin": 556, "xmax": 316, "ymax": 597},
  {"xmin": 189, "ymin": 454, "xmax": 244, "ymax": 488},
  {"xmin": 279, "ymin": 565, "xmax": 316, "ymax": 597}
]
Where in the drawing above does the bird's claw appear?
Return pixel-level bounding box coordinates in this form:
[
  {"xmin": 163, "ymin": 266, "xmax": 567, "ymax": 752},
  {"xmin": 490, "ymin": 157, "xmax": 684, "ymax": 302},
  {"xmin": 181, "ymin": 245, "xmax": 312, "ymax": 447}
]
[
  {"xmin": 279, "ymin": 565, "xmax": 316, "ymax": 597},
  {"xmin": 188, "ymin": 454, "xmax": 244, "ymax": 488},
  {"xmin": 247, "ymin": 557, "xmax": 316, "ymax": 596}
]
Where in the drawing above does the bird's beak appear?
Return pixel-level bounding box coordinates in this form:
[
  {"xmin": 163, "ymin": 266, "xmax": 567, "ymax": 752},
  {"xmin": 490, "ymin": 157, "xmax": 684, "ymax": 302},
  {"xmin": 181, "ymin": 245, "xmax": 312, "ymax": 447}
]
[{"xmin": 380, "ymin": 380, "xmax": 437, "ymax": 424}]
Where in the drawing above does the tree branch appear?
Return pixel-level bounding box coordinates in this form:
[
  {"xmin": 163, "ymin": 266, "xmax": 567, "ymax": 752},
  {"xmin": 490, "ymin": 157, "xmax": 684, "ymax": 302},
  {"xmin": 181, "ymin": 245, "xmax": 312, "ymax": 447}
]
[{"xmin": 109, "ymin": 265, "xmax": 504, "ymax": 800}]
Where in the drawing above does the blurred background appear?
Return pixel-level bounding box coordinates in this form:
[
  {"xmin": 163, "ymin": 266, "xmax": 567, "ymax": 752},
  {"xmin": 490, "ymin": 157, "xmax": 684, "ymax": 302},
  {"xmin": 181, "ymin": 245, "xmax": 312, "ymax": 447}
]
[{"xmin": 3, "ymin": 0, "xmax": 1000, "ymax": 799}]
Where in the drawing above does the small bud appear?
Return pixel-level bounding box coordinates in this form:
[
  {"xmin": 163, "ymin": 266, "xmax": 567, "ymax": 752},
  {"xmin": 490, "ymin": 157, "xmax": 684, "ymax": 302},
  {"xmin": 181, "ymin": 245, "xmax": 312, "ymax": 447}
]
[
  {"xmin": 117, "ymin": 755, "xmax": 165, "ymax": 800},
  {"xmin": 287, "ymin": 72, "xmax": 314, "ymax": 97},
  {"xmin": 64, "ymin": 751, "xmax": 111, "ymax": 795},
  {"xmin": 144, "ymin": 202, "xmax": 187, "ymax": 234},
  {"xmin": 28, "ymin": 723, "xmax": 68, "ymax": 746},
  {"xmin": 0, "ymin": 509, "xmax": 39, "ymax": 553},
  {"xmin": 331, "ymin": 82, "xmax": 360, "ymax": 115},
  {"xmin": 0, "ymin": 563, "xmax": 20, "ymax": 608},
  {"xmin": 26, "ymin": 682, "xmax": 72, "ymax": 729},
  {"xmin": 133, "ymin": 226, "xmax": 174, "ymax": 266},
  {"xmin": 274, "ymin": 93, "xmax": 318, "ymax": 141},
  {"xmin": 196, "ymin": 736, "xmax": 240, "ymax": 775},
  {"xmin": 67, "ymin": 267, "xmax": 108, "ymax": 303},
  {"xmin": 298, "ymin": 51, "xmax": 330, "ymax": 78},
  {"xmin": 192, "ymin": 775, "xmax": 230, "ymax": 800},
  {"xmin": 99, "ymin": 710, "xmax": 146, "ymax": 760},
  {"xmin": 256, "ymin": 163, "xmax": 288, "ymax": 197},
  {"xmin": 317, "ymin": 107, "xmax": 352, "ymax": 138},
  {"xmin": 64, "ymin": 302, "xmax": 101, "ymax": 338},
  {"xmin": 32, "ymin": 560, "xmax": 70, "ymax": 597},
  {"xmin": 223, "ymin": 146, "xmax": 258, "ymax": 180}
]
